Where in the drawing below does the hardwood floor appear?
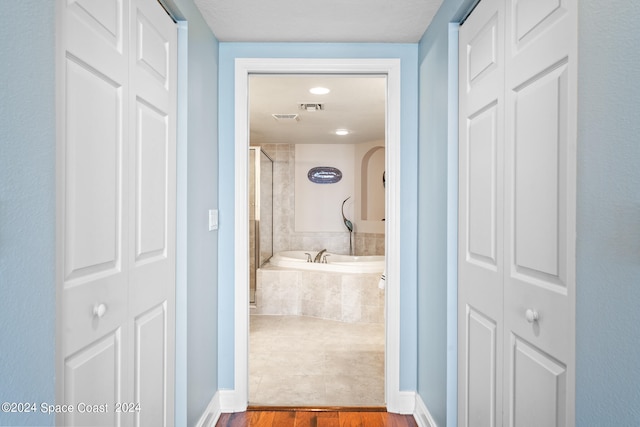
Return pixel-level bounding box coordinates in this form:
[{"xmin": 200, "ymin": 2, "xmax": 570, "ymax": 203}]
[{"xmin": 215, "ymin": 408, "xmax": 418, "ymax": 427}]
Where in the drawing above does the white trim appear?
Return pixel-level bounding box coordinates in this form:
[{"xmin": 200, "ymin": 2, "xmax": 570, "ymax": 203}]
[
  {"xmin": 194, "ymin": 391, "xmax": 222, "ymax": 427},
  {"xmin": 392, "ymin": 391, "xmax": 418, "ymax": 414},
  {"xmin": 233, "ymin": 58, "xmax": 403, "ymax": 411},
  {"xmin": 54, "ymin": 0, "xmax": 65, "ymax": 420},
  {"xmin": 446, "ymin": 22, "xmax": 460, "ymax": 427},
  {"xmin": 175, "ymin": 20, "xmax": 189, "ymax": 427},
  {"xmin": 218, "ymin": 389, "xmax": 247, "ymax": 413},
  {"xmin": 414, "ymin": 393, "xmax": 438, "ymax": 427}
]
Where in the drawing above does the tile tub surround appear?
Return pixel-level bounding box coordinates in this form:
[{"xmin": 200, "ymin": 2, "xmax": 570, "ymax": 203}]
[
  {"xmin": 256, "ymin": 144, "xmax": 385, "ymax": 257},
  {"xmin": 249, "ymin": 315, "xmax": 385, "ymax": 406},
  {"xmin": 354, "ymin": 232, "xmax": 385, "ymax": 256},
  {"xmin": 254, "ymin": 265, "xmax": 384, "ymax": 324}
]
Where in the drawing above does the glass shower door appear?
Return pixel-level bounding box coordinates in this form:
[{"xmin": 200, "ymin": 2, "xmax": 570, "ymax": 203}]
[{"xmin": 249, "ymin": 147, "xmax": 273, "ymax": 304}]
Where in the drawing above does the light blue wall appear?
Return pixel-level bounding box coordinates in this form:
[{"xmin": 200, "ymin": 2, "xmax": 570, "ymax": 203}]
[
  {"xmin": 576, "ymin": 0, "xmax": 640, "ymax": 424},
  {"xmin": 163, "ymin": 1, "xmax": 220, "ymax": 426},
  {"xmin": 418, "ymin": 0, "xmax": 640, "ymax": 425},
  {"xmin": 217, "ymin": 43, "xmax": 419, "ymax": 391},
  {"xmin": 417, "ymin": 1, "xmax": 473, "ymax": 426},
  {"xmin": 0, "ymin": 1, "xmax": 56, "ymax": 426},
  {"xmin": 0, "ymin": 1, "xmax": 219, "ymax": 426}
]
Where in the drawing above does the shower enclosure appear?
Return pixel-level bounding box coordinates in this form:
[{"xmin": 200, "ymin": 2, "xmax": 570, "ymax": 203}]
[{"xmin": 249, "ymin": 147, "xmax": 274, "ymax": 304}]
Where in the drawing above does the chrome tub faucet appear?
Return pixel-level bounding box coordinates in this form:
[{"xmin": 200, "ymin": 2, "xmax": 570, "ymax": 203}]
[{"xmin": 313, "ymin": 249, "xmax": 327, "ymax": 263}]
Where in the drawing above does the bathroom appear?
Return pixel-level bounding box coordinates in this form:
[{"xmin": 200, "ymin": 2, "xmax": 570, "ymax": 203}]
[{"xmin": 248, "ymin": 75, "xmax": 387, "ymax": 406}]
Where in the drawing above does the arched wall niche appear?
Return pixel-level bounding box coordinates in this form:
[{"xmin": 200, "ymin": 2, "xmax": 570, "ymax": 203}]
[{"xmin": 361, "ymin": 145, "xmax": 386, "ymax": 221}]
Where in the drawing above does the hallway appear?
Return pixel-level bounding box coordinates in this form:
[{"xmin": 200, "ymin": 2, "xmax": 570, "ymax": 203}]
[{"xmin": 2, "ymin": 1, "xmax": 638, "ymax": 426}]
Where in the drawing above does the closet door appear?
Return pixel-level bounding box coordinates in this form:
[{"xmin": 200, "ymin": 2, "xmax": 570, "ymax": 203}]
[
  {"xmin": 128, "ymin": 0, "xmax": 177, "ymax": 424},
  {"xmin": 57, "ymin": 0, "xmax": 176, "ymax": 425},
  {"xmin": 458, "ymin": 0, "xmax": 505, "ymax": 425},
  {"xmin": 503, "ymin": 0, "xmax": 576, "ymax": 425},
  {"xmin": 460, "ymin": 0, "xmax": 576, "ymax": 426},
  {"xmin": 59, "ymin": 1, "xmax": 131, "ymax": 424}
]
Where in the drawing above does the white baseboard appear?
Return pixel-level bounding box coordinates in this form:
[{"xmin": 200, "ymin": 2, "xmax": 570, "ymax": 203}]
[
  {"xmin": 219, "ymin": 389, "xmax": 247, "ymax": 413},
  {"xmin": 194, "ymin": 389, "xmax": 247, "ymax": 427},
  {"xmin": 388, "ymin": 390, "xmax": 416, "ymax": 414},
  {"xmin": 414, "ymin": 393, "xmax": 438, "ymax": 427},
  {"xmin": 194, "ymin": 391, "xmax": 221, "ymax": 427},
  {"xmin": 193, "ymin": 388, "xmax": 435, "ymax": 427}
]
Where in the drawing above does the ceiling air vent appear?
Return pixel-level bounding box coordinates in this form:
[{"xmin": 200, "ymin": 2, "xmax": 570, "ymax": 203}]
[
  {"xmin": 299, "ymin": 103, "xmax": 325, "ymax": 112},
  {"xmin": 271, "ymin": 113, "xmax": 300, "ymax": 122}
]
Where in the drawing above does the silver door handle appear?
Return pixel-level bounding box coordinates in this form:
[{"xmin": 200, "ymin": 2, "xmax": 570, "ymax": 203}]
[{"xmin": 525, "ymin": 309, "xmax": 539, "ymax": 323}]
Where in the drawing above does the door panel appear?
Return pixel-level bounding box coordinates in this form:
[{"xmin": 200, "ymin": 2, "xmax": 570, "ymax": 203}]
[
  {"xmin": 134, "ymin": 304, "xmax": 167, "ymax": 427},
  {"xmin": 458, "ymin": 0, "xmax": 504, "ymax": 425},
  {"xmin": 467, "ymin": 103, "xmax": 499, "ymax": 267},
  {"xmin": 466, "ymin": 307, "xmax": 498, "ymax": 427},
  {"xmin": 64, "ymin": 330, "xmax": 123, "ymax": 427},
  {"xmin": 136, "ymin": 13, "xmax": 170, "ymax": 85},
  {"xmin": 129, "ymin": 0, "xmax": 176, "ymax": 424},
  {"xmin": 468, "ymin": 14, "xmax": 499, "ymax": 86},
  {"xmin": 513, "ymin": 0, "xmax": 565, "ymax": 48},
  {"xmin": 64, "ymin": 56, "xmax": 123, "ymax": 282},
  {"xmin": 460, "ymin": 0, "xmax": 575, "ymax": 425},
  {"xmin": 134, "ymin": 99, "xmax": 169, "ymax": 262},
  {"xmin": 59, "ymin": 0, "xmax": 176, "ymax": 424},
  {"xmin": 509, "ymin": 335, "xmax": 567, "ymax": 427},
  {"xmin": 65, "ymin": 0, "xmax": 125, "ymax": 81},
  {"xmin": 513, "ymin": 62, "xmax": 568, "ymax": 282},
  {"xmin": 504, "ymin": 0, "xmax": 576, "ymax": 424},
  {"xmin": 61, "ymin": 0, "xmax": 131, "ymax": 419},
  {"xmin": 69, "ymin": 0, "xmax": 121, "ymax": 44}
]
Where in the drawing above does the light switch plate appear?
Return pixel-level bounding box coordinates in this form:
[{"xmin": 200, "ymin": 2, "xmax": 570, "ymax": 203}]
[{"xmin": 208, "ymin": 209, "xmax": 218, "ymax": 231}]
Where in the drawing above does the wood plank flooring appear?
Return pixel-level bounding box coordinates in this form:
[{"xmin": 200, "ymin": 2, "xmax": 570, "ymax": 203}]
[{"xmin": 215, "ymin": 408, "xmax": 418, "ymax": 427}]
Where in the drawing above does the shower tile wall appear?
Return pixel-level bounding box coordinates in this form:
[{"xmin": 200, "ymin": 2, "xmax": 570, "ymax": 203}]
[{"xmin": 258, "ymin": 143, "xmax": 384, "ymax": 256}]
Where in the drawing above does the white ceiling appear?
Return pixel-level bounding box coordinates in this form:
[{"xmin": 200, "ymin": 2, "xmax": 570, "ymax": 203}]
[
  {"xmin": 249, "ymin": 75, "xmax": 386, "ymax": 145},
  {"xmin": 192, "ymin": 0, "xmax": 443, "ymax": 146},
  {"xmin": 193, "ymin": 0, "xmax": 443, "ymax": 43}
]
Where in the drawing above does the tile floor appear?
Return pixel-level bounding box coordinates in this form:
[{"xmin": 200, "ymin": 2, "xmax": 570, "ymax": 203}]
[{"xmin": 249, "ymin": 314, "xmax": 385, "ymax": 407}]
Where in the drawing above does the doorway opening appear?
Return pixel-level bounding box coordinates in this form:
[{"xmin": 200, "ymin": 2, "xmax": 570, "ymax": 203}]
[
  {"xmin": 232, "ymin": 58, "xmax": 406, "ymax": 412},
  {"xmin": 247, "ymin": 74, "xmax": 387, "ymax": 406}
]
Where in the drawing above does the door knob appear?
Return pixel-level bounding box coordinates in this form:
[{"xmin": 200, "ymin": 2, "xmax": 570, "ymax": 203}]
[
  {"xmin": 525, "ymin": 309, "xmax": 539, "ymax": 323},
  {"xmin": 93, "ymin": 303, "xmax": 107, "ymax": 318}
]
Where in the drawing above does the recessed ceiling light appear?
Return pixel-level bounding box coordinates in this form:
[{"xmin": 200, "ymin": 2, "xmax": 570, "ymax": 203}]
[
  {"xmin": 309, "ymin": 87, "xmax": 330, "ymax": 95},
  {"xmin": 335, "ymin": 129, "xmax": 349, "ymax": 136}
]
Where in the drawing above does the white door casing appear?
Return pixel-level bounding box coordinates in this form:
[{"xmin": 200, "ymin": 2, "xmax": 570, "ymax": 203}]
[
  {"xmin": 230, "ymin": 58, "xmax": 407, "ymax": 413},
  {"xmin": 56, "ymin": 0, "xmax": 177, "ymax": 425},
  {"xmin": 458, "ymin": 0, "xmax": 576, "ymax": 425}
]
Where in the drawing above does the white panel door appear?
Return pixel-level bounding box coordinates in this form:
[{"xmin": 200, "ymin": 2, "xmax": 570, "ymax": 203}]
[
  {"xmin": 458, "ymin": 0, "xmax": 505, "ymax": 425},
  {"xmin": 60, "ymin": 1, "xmax": 130, "ymax": 424},
  {"xmin": 503, "ymin": 0, "xmax": 576, "ymax": 425},
  {"xmin": 459, "ymin": 0, "xmax": 576, "ymax": 425},
  {"xmin": 58, "ymin": 0, "xmax": 176, "ymax": 425},
  {"xmin": 129, "ymin": 0, "xmax": 177, "ymax": 425}
]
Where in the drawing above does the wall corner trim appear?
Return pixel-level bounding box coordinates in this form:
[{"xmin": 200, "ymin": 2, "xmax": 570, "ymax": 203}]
[{"xmin": 414, "ymin": 393, "xmax": 438, "ymax": 427}]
